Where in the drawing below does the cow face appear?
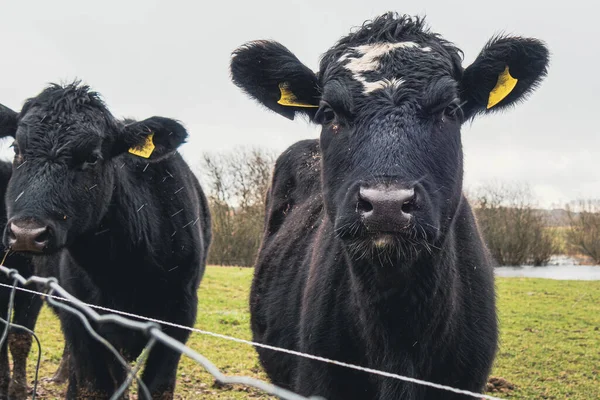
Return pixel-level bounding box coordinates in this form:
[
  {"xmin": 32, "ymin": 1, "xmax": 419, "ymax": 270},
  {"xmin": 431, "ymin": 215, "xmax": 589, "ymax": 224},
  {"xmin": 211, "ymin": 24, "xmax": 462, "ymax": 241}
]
[
  {"xmin": 230, "ymin": 13, "xmax": 549, "ymax": 265},
  {"xmin": 0, "ymin": 83, "xmax": 188, "ymax": 253}
]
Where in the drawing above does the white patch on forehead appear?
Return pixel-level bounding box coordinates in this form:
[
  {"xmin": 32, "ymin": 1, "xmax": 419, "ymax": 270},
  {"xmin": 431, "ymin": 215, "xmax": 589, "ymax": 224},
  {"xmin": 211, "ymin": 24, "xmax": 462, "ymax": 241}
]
[
  {"xmin": 337, "ymin": 41, "xmax": 430, "ymax": 95},
  {"xmin": 362, "ymin": 78, "xmax": 405, "ymax": 94}
]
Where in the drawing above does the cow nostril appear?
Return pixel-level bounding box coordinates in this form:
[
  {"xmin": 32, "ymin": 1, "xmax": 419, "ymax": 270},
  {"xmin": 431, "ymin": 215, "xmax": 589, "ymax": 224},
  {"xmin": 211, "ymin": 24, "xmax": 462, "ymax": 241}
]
[
  {"xmin": 34, "ymin": 228, "xmax": 50, "ymax": 245},
  {"xmin": 401, "ymin": 197, "xmax": 416, "ymax": 214},
  {"xmin": 357, "ymin": 198, "xmax": 373, "ymax": 214}
]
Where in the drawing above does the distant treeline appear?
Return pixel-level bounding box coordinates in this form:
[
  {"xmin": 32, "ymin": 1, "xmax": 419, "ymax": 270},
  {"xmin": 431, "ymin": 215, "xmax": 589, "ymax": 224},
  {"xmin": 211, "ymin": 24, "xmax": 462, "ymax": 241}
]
[{"xmin": 197, "ymin": 147, "xmax": 600, "ymax": 267}]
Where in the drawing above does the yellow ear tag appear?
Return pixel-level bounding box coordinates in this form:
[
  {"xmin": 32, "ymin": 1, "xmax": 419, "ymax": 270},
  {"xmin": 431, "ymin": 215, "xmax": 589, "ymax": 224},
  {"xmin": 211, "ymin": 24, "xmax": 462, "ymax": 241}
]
[
  {"xmin": 277, "ymin": 83, "xmax": 319, "ymax": 108},
  {"xmin": 128, "ymin": 133, "xmax": 155, "ymax": 158},
  {"xmin": 487, "ymin": 66, "xmax": 518, "ymax": 109}
]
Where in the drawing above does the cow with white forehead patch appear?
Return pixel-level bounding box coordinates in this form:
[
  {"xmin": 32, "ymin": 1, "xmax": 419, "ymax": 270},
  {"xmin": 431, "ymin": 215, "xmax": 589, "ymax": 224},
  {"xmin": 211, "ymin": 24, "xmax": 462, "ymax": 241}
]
[{"xmin": 230, "ymin": 12, "xmax": 549, "ymax": 400}]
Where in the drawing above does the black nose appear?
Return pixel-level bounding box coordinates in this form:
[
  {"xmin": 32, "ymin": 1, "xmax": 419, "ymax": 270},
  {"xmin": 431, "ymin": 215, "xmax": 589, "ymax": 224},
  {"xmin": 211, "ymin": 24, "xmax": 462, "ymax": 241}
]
[
  {"xmin": 357, "ymin": 185, "xmax": 416, "ymax": 232},
  {"xmin": 6, "ymin": 220, "xmax": 52, "ymax": 253}
]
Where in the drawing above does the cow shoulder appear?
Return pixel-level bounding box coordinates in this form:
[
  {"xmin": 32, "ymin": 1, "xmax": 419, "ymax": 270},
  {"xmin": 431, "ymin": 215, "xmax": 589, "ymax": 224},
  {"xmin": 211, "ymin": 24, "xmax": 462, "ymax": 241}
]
[
  {"xmin": 111, "ymin": 151, "xmax": 206, "ymax": 258},
  {"xmin": 264, "ymin": 139, "xmax": 322, "ymax": 237}
]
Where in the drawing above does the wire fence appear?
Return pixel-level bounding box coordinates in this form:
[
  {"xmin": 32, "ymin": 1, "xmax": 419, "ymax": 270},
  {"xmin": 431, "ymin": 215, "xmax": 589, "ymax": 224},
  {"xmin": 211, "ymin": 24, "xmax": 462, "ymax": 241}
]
[
  {"xmin": 0, "ymin": 263, "xmax": 501, "ymax": 400},
  {"xmin": 0, "ymin": 264, "xmax": 322, "ymax": 400}
]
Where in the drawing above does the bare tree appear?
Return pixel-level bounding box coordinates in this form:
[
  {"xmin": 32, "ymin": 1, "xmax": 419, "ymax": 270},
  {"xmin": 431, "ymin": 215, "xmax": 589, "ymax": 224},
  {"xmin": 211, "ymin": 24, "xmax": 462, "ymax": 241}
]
[
  {"xmin": 202, "ymin": 153, "xmax": 236, "ymax": 265},
  {"xmin": 201, "ymin": 147, "xmax": 276, "ymax": 266},
  {"xmin": 469, "ymin": 181, "xmax": 557, "ymax": 266},
  {"xmin": 565, "ymin": 199, "xmax": 600, "ymax": 263},
  {"xmin": 529, "ymin": 222, "xmax": 558, "ymax": 266}
]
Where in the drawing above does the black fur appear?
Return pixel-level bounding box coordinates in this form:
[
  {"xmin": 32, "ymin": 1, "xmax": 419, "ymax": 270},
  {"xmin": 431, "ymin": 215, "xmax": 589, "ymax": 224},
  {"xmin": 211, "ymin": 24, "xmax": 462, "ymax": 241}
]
[
  {"xmin": 0, "ymin": 106, "xmax": 17, "ymax": 135},
  {"xmin": 0, "ymin": 160, "xmax": 43, "ymax": 400},
  {"xmin": 461, "ymin": 34, "xmax": 549, "ymax": 118},
  {"xmin": 0, "ymin": 82, "xmax": 211, "ymax": 399},
  {"xmin": 231, "ymin": 12, "xmax": 549, "ymax": 400},
  {"xmin": 231, "ymin": 41, "xmax": 321, "ymax": 120}
]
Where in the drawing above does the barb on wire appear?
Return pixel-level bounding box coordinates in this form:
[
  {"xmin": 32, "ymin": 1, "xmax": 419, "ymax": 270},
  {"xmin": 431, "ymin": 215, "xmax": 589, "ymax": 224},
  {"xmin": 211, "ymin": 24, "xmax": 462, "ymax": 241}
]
[{"xmin": 0, "ymin": 265, "xmax": 320, "ymax": 400}]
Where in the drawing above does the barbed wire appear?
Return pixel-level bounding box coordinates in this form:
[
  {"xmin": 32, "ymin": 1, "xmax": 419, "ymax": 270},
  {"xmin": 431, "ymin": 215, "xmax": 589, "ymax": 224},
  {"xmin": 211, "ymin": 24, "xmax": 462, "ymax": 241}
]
[
  {"xmin": 0, "ymin": 265, "xmax": 323, "ymax": 400},
  {"xmin": 0, "ymin": 271, "xmax": 502, "ymax": 400}
]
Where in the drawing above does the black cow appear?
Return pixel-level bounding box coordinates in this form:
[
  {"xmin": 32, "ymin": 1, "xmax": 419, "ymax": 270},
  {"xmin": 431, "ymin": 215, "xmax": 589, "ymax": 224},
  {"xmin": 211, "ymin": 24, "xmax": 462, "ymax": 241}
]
[
  {"xmin": 0, "ymin": 111, "xmax": 67, "ymax": 398},
  {"xmin": 0, "ymin": 153, "xmax": 42, "ymax": 400},
  {"xmin": 0, "ymin": 83, "xmax": 211, "ymax": 399},
  {"xmin": 230, "ymin": 12, "xmax": 549, "ymax": 400}
]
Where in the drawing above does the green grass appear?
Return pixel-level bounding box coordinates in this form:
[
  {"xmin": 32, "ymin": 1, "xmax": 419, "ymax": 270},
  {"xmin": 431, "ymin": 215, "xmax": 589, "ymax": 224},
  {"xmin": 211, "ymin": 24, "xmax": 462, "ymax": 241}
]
[
  {"xmin": 22, "ymin": 267, "xmax": 600, "ymax": 399},
  {"xmin": 492, "ymin": 278, "xmax": 600, "ymax": 399}
]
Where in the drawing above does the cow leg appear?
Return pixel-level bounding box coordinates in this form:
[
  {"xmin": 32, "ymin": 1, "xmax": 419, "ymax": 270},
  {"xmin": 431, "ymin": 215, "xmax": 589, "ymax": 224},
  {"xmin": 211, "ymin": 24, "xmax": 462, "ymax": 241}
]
[
  {"xmin": 114, "ymin": 360, "xmax": 134, "ymax": 400},
  {"xmin": 65, "ymin": 360, "xmax": 77, "ymax": 400},
  {"xmin": 8, "ymin": 289, "xmax": 43, "ymax": 400},
  {"xmin": 62, "ymin": 318, "xmax": 118, "ymax": 400},
  {"xmin": 43, "ymin": 342, "xmax": 70, "ymax": 384},
  {"xmin": 7, "ymin": 333, "xmax": 31, "ymax": 400},
  {"xmin": 36, "ymin": 261, "xmax": 71, "ymax": 385},
  {"xmin": 65, "ymin": 340, "xmax": 118, "ymax": 400},
  {"xmin": 139, "ymin": 323, "xmax": 192, "ymax": 400},
  {"xmin": 138, "ymin": 341, "xmax": 183, "ymax": 400},
  {"xmin": 0, "ymin": 339, "xmax": 9, "ymax": 400},
  {"xmin": 42, "ymin": 296, "xmax": 71, "ymax": 384}
]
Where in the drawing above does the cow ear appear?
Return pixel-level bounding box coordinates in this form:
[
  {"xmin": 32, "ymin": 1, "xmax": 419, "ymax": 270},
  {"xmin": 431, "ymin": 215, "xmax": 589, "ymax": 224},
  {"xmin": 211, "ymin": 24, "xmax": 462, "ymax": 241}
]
[
  {"xmin": 115, "ymin": 117, "xmax": 188, "ymax": 161},
  {"xmin": 460, "ymin": 36, "xmax": 549, "ymax": 120},
  {"xmin": 230, "ymin": 40, "xmax": 321, "ymax": 120},
  {"xmin": 0, "ymin": 104, "xmax": 18, "ymax": 138}
]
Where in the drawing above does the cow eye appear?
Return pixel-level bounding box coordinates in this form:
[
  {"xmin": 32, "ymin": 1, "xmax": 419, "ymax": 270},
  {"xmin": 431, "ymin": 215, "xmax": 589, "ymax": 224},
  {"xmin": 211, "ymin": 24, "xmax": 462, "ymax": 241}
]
[
  {"xmin": 441, "ymin": 100, "xmax": 463, "ymax": 122},
  {"xmin": 315, "ymin": 102, "xmax": 337, "ymax": 126},
  {"xmin": 9, "ymin": 141, "xmax": 18, "ymax": 154},
  {"xmin": 83, "ymin": 153, "xmax": 100, "ymax": 167}
]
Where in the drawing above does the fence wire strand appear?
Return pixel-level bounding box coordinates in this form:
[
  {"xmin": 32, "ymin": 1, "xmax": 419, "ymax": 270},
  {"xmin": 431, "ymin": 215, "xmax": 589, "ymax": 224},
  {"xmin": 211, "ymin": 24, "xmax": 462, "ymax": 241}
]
[
  {"xmin": 0, "ymin": 265, "xmax": 319, "ymax": 400},
  {"xmin": 0, "ymin": 266, "xmax": 501, "ymax": 400},
  {"xmin": 43, "ymin": 283, "xmax": 153, "ymax": 400}
]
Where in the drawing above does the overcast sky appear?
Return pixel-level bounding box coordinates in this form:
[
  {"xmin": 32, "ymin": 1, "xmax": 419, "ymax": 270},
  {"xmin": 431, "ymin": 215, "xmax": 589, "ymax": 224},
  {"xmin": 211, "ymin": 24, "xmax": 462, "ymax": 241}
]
[{"xmin": 0, "ymin": 0, "xmax": 595, "ymax": 208}]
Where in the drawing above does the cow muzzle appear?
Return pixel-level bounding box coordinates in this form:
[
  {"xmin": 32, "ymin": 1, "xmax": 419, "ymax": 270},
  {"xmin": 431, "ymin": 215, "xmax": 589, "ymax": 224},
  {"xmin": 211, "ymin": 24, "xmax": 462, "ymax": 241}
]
[
  {"xmin": 4, "ymin": 218, "xmax": 54, "ymax": 253},
  {"xmin": 356, "ymin": 184, "xmax": 416, "ymax": 232},
  {"xmin": 334, "ymin": 180, "xmax": 435, "ymax": 241}
]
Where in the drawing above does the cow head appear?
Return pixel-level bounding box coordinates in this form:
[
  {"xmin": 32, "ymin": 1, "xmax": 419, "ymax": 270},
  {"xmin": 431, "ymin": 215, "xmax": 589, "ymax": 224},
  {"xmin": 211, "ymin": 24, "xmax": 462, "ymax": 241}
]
[
  {"xmin": 0, "ymin": 82, "xmax": 188, "ymax": 253},
  {"xmin": 230, "ymin": 12, "xmax": 549, "ymax": 265}
]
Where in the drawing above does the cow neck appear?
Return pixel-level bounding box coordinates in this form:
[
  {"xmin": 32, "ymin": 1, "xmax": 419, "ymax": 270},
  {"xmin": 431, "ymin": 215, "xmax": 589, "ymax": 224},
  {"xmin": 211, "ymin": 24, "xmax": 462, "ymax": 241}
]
[
  {"xmin": 332, "ymin": 206, "xmax": 461, "ymax": 343},
  {"xmin": 348, "ymin": 249, "xmax": 459, "ymax": 351},
  {"xmin": 68, "ymin": 163, "xmax": 157, "ymax": 271}
]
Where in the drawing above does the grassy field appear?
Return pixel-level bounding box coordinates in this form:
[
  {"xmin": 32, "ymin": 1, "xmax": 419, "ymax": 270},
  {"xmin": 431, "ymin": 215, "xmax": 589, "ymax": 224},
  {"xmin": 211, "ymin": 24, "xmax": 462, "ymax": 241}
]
[{"xmin": 21, "ymin": 266, "xmax": 600, "ymax": 399}]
